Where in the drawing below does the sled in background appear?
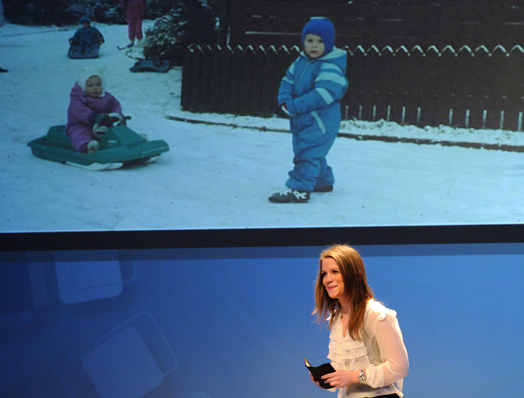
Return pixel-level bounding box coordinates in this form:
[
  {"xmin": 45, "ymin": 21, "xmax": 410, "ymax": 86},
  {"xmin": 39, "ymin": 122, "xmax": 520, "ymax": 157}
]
[
  {"xmin": 68, "ymin": 43, "xmax": 100, "ymax": 59},
  {"xmin": 130, "ymin": 58, "xmax": 171, "ymax": 73},
  {"xmin": 27, "ymin": 125, "xmax": 170, "ymax": 170},
  {"xmin": 120, "ymin": 46, "xmax": 172, "ymax": 73}
]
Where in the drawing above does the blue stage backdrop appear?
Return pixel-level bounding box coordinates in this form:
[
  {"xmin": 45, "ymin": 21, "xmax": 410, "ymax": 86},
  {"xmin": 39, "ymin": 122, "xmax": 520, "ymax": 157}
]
[{"xmin": 1, "ymin": 243, "xmax": 523, "ymax": 398}]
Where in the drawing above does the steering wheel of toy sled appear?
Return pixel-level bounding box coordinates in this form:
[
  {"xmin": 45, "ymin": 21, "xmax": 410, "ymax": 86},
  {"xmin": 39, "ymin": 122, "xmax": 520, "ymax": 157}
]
[
  {"xmin": 93, "ymin": 114, "xmax": 132, "ymax": 139},
  {"xmin": 109, "ymin": 113, "xmax": 131, "ymax": 126}
]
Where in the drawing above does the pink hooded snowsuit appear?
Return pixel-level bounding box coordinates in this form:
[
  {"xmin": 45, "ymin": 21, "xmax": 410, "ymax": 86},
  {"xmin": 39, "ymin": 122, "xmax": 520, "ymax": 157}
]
[
  {"xmin": 121, "ymin": 0, "xmax": 146, "ymax": 41},
  {"xmin": 66, "ymin": 67, "xmax": 123, "ymax": 152}
]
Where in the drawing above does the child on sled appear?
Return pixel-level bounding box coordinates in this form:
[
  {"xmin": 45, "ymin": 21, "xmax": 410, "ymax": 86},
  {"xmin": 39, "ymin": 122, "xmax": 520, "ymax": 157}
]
[
  {"xmin": 66, "ymin": 66, "xmax": 124, "ymax": 154},
  {"xmin": 68, "ymin": 15, "xmax": 105, "ymax": 58}
]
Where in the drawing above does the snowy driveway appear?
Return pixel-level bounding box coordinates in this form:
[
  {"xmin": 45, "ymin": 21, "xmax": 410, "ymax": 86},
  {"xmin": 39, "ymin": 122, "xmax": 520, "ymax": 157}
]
[{"xmin": 1, "ymin": 23, "xmax": 524, "ymax": 232}]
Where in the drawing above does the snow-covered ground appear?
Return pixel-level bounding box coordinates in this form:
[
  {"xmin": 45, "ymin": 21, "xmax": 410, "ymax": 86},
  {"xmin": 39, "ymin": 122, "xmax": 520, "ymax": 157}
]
[{"xmin": 1, "ymin": 22, "xmax": 524, "ymax": 233}]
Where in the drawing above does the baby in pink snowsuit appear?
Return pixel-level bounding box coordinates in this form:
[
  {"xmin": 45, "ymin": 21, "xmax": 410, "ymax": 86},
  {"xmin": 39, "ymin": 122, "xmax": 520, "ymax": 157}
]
[{"xmin": 66, "ymin": 67, "xmax": 124, "ymax": 153}]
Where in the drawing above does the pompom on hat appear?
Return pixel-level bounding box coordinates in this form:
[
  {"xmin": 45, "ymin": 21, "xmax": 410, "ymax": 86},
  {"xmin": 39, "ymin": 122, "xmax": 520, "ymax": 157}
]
[{"xmin": 302, "ymin": 17, "xmax": 336, "ymax": 55}]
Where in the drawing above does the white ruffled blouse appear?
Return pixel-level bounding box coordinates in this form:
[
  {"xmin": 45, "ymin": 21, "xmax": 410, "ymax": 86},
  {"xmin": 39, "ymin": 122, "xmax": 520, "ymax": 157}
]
[{"xmin": 327, "ymin": 299, "xmax": 409, "ymax": 398}]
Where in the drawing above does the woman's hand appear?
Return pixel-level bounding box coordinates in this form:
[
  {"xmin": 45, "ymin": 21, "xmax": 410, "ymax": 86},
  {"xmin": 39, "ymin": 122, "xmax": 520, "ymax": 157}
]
[
  {"xmin": 321, "ymin": 369, "xmax": 358, "ymax": 388},
  {"xmin": 309, "ymin": 372, "xmax": 322, "ymax": 388}
]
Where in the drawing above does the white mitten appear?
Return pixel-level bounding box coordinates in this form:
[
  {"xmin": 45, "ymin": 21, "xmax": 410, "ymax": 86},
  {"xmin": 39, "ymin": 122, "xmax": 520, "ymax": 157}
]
[
  {"xmin": 93, "ymin": 124, "xmax": 108, "ymax": 139},
  {"xmin": 281, "ymin": 104, "xmax": 292, "ymax": 116}
]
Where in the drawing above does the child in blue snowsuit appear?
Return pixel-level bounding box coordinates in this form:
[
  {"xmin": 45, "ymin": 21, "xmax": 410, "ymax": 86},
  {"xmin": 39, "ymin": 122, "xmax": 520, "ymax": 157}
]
[
  {"xmin": 269, "ymin": 18, "xmax": 348, "ymax": 203},
  {"xmin": 68, "ymin": 15, "xmax": 104, "ymax": 58}
]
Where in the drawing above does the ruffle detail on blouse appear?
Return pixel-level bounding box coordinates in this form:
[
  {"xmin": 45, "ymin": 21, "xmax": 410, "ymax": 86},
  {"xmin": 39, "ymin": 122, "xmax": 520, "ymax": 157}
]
[
  {"xmin": 328, "ymin": 336, "xmax": 367, "ymax": 360},
  {"xmin": 368, "ymin": 299, "xmax": 397, "ymax": 321},
  {"xmin": 327, "ymin": 317, "xmax": 370, "ymax": 370}
]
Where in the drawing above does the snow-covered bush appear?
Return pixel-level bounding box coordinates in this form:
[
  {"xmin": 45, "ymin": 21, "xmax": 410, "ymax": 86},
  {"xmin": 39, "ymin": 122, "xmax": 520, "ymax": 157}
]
[
  {"xmin": 68, "ymin": 0, "xmax": 125, "ymax": 25},
  {"xmin": 147, "ymin": 0, "xmax": 179, "ymax": 18},
  {"xmin": 143, "ymin": 0, "xmax": 217, "ymax": 65},
  {"xmin": 3, "ymin": 0, "xmax": 216, "ymax": 30},
  {"xmin": 0, "ymin": 0, "xmax": 5, "ymax": 27}
]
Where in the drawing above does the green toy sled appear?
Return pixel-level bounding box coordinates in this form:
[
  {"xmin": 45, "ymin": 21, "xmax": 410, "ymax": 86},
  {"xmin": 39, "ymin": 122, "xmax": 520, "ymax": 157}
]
[{"xmin": 28, "ymin": 124, "xmax": 170, "ymax": 170}]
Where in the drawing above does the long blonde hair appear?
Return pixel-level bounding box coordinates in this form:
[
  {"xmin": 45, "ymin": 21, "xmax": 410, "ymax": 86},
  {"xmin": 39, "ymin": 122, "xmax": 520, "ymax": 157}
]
[{"xmin": 313, "ymin": 244, "xmax": 374, "ymax": 340}]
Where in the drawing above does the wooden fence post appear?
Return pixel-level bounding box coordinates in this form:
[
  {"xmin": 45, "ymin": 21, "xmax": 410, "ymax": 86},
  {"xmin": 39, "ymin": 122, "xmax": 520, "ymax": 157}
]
[
  {"xmin": 229, "ymin": 45, "xmax": 244, "ymax": 113},
  {"xmin": 181, "ymin": 45, "xmax": 195, "ymax": 111},
  {"xmin": 418, "ymin": 46, "xmax": 440, "ymax": 127},
  {"xmin": 391, "ymin": 46, "xmax": 410, "ymax": 125},
  {"xmin": 249, "ymin": 46, "xmax": 266, "ymax": 115},
  {"xmin": 360, "ymin": 46, "xmax": 382, "ymax": 122},
  {"xmin": 375, "ymin": 46, "xmax": 395, "ymax": 122},
  {"xmin": 219, "ymin": 46, "xmax": 234, "ymax": 113},
  {"xmin": 439, "ymin": 46, "xmax": 458, "ymax": 127},
  {"xmin": 261, "ymin": 45, "xmax": 279, "ymax": 116},
  {"xmin": 237, "ymin": 45, "xmax": 253, "ymax": 115},
  {"xmin": 452, "ymin": 46, "xmax": 474, "ymax": 129},
  {"xmin": 404, "ymin": 46, "xmax": 426, "ymax": 126},
  {"xmin": 198, "ymin": 45, "xmax": 213, "ymax": 111},
  {"xmin": 344, "ymin": 46, "xmax": 360, "ymax": 121},
  {"xmin": 208, "ymin": 45, "xmax": 222, "ymax": 112},
  {"xmin": 485, "ymin": 46, "xmax": 508, "ymax": 130},
  {"xmin": 469, "ymin": 46, "xmax": 491, "ymax": 129},
  {"xmin": 507, "ymin": 46, "xmax": 524, "ymax": 131}
]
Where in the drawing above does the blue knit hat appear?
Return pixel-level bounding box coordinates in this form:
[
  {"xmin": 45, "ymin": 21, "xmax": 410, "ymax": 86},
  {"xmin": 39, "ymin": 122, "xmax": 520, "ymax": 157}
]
[
  {"xmin": 302, "ymin": 18, "xmax": 335, "ymax": 55},
  {"xmin": 80, "ymin": 15, "xmax": 91, "ymax": 24}
]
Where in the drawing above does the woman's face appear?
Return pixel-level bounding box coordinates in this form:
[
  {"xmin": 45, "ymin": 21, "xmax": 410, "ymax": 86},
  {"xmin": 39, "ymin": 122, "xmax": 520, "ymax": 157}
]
[{"xmin": 321, "ymin": 257, "xmax": 345, "ymax": 300}]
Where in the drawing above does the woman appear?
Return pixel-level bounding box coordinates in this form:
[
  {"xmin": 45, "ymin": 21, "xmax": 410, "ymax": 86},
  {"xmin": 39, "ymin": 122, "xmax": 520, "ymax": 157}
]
[{"xmin": 311, "ymin": 245, "xmax": 409, "ymax": 397}]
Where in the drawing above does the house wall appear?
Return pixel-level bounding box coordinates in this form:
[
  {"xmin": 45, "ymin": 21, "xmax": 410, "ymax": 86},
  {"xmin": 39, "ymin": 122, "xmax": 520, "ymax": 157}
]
[{"xmin": 229, "ymin": 0, "xmax": 524, "ymax": 50}]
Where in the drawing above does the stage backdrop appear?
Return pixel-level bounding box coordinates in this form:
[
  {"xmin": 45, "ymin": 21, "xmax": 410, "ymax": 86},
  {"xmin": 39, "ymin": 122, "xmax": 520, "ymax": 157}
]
[{"xmin": 1, "ymin": 243, "xmax": 523, "ymax": 398}]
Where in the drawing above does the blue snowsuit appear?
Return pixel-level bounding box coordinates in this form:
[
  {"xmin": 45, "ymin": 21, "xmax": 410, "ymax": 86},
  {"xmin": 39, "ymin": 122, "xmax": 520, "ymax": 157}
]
[
  {"xmin": 278, "ymin": 47, "xmax": 348, "ymax": 192},
  {"xmin": 70, "ymin": 26, "xmax": 104, "ymax": 46},
  {"xmin": 68, "ymin": 25, "xmax": 104, "ymax": 59}
]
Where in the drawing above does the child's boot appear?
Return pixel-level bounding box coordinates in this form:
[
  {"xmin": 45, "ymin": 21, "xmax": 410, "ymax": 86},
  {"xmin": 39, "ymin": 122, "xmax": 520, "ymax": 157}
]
[
  {"xmin": 87, "ymin": 140, "xmax": 99, "ymax": 154},
  {"xmin": 313, "ymin": 185, "xmax": 333, "ymax": 192},
  {"xmin": 268, "ymin": 189, "xmax": 310, "ymax": 203}
]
